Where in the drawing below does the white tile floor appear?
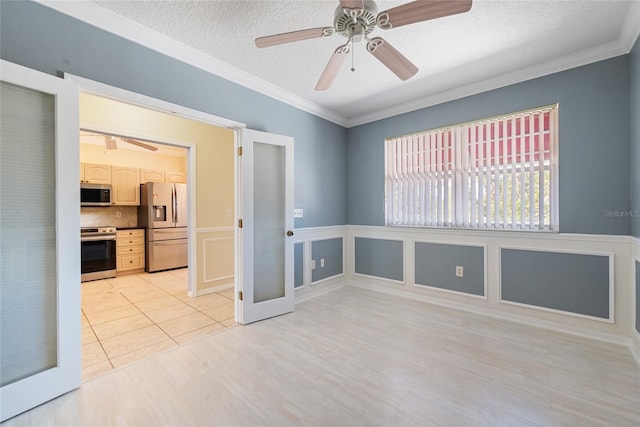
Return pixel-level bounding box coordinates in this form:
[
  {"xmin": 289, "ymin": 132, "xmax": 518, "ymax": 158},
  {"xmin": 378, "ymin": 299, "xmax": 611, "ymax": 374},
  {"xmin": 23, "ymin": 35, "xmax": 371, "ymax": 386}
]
[{"xmin": 81, "ymin": 268, "xmax": 236, "ymax": 381}]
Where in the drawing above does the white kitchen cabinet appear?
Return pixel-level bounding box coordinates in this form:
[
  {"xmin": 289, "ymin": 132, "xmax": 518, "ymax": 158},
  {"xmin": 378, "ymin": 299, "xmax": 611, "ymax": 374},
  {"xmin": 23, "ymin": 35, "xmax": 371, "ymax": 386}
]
[
  {"xmin": 81, "ymin": 162, "xmax": 111, "ymax": 184},
  {"xmin": 116, "ymin": 229, "xmax": 145, "ymax": 274},
  {"xmin": 166, "ymin": 171, "xmax": 186, "ymax": 183},
  {"xmin": 112, "ymin": 166, "xmax": 140, "ymax": 205},
  {"xmin": 141, "ymin": 168, "xmax": 165, "ymax": 183}
]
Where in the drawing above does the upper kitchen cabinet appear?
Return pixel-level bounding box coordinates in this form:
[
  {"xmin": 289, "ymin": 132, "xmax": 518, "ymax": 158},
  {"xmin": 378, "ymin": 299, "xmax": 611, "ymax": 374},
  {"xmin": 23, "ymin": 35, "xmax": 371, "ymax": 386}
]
[
  {"xmin": 166, "ymin": 171, "xmax": 186, "ymax": 183},
  {"xmin": 81, "ymin": 162, "xmax": 111, "ymax": 184},
  {"xmin": 112, "ymin": 166, "xmax": 140, "ymax": 205},
  {"xmin": 141, "ymin": 168, "xmax": 165, "ymax": 183}
]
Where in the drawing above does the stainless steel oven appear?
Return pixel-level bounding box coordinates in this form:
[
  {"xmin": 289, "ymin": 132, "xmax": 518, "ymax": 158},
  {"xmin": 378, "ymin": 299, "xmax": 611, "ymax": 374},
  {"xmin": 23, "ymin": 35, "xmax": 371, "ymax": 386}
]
[{"xmin": 81, "ymin": 226, "xmax": 117, "ymax": 282}]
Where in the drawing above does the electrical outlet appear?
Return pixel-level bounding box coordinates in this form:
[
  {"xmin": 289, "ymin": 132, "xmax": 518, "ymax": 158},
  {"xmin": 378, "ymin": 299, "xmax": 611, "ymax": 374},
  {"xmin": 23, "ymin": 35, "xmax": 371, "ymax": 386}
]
[
  {"xmin": 116, "ymin": 211, "xmax": 122, "ymax": 218},
  {"xmin": 456, "ymin": 266, "xmax": 464, "ymax": 278},
  {"xmin": 311, "ymin": 259, "xmax": 316, "ymax": 270},
  {"xmin": 320, "ymin": 258, "xmax": 325, "ymax": 268}
]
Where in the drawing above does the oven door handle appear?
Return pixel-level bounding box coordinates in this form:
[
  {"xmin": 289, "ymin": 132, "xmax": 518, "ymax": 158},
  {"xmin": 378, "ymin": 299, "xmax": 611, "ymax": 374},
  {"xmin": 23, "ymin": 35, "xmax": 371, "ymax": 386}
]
[{"xmin": 81, "ymin": 235, "xmax": 116, "ymax": 242}]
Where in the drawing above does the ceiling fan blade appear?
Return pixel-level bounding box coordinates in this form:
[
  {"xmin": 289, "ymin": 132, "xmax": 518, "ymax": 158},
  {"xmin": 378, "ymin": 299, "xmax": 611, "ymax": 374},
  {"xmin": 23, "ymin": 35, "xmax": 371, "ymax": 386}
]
[
  {"xmin": 377, "ymin": 0, "xmax": 472, "ymax": 29},
  {"xmin": 367, "ymin": 37, "xmax": 418, "ymax": 81},
  {"xmin": 256, "ymin": 27, "xmax": 334, "ymax": 48},
  {"xmin": 339, "ymin": 0, "xmax": 364, "ymax": 9},
  {"xmin": 122, "ymin": 138, "xmax": 158, "ymax": 152},
  {"xmin": 315, "ymin": 44, "xmax": 350, "ymax": 91}
]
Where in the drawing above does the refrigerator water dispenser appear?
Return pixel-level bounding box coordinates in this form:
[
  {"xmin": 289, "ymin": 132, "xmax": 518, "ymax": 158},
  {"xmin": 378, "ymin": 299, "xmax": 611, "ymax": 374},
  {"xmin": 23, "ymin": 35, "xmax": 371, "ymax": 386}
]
[{"xmin": 153, "ymin": 205, "xmax": 166, "ymax": 221}]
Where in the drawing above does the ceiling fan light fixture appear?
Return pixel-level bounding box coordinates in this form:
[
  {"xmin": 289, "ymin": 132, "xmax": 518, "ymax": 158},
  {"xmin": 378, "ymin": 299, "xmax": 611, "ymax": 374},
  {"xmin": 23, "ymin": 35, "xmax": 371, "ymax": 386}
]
[
  {"xmin": 104, "ymin": 135, "xmax": 118, "ymax": 150},
  {"xmin": 256, "ymin": 0, "xmax": 473, "ymax": 90}
]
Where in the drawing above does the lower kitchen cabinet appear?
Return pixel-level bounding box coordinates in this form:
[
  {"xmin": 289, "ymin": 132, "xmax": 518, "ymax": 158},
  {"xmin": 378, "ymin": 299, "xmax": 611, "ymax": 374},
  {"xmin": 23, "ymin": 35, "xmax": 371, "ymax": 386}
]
[{"xmin": 116, "ymin": 228, "xmax": 145, "ymax": 274}]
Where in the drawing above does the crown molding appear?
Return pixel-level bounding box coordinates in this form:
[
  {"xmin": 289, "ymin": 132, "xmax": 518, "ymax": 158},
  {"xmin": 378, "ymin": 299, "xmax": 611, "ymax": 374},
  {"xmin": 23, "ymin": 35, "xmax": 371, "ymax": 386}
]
[
  {"xmin": 36, "ymin": 0, "xmax": 640, "ymax": 130},
  {"xmin": 620, "ymin": 0, "xmax": 640, "ymax": 52},
  {"xmin": 346, "ymin": 3, "xmax": 640, "ymax": 128},
  {"xmin": 35, "ymin": 0, "xmax": 348, "ymax": 127},
  {"xmin": 345, "ymin": 41, "xmax": 629, "ymax": 127}
]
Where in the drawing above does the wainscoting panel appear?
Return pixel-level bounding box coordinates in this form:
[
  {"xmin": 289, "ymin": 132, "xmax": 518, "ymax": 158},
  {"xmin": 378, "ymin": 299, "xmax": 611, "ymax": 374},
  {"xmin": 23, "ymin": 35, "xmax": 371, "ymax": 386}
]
[
  {"xmin": 414, "ymin": 241, "xmax": 486, "ymax": 297},
  {"xmin": 294, "ymin": 242, "xmax": 304, "ymax": 289},
  {"xmin": 346, "ymin": 226, "xmax": 634, "ymax": 346},
  {"xmin": 311, "ymin": 237, "xmax": 343, "ymax": 283},
  {"xmin": 500, "ymin": 248, "xmax": 612, "ymax": 321},
  {"xmin": 195, "ymin": 227, "xmax": 234, "ymax": 295},
  {"xmin": 202, "ymin": 237, "xmax": 234, "ymax": 284},
  {"xmin": 292, "ymin": 226, "xmax": 348, "ymax": 301},
  {"xmin": 354, "ymin": 237, "xmax": 404, "ymax": 282}
]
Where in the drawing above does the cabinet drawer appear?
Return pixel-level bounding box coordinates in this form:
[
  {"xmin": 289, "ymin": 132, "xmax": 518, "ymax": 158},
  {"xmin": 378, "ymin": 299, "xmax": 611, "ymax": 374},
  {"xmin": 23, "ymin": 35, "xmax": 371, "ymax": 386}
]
[
  {"xmin": 117, "ymin": 236, "xmax": 144, "ymax": 246},
  {"xmin": 117, "ymin": 245, "xmax": 144, "ymax": 255},
  {"xmin": 117, "ymin": 253, "xmax": 144, "ymax": 271},
  {"xmin": 116, "ymin": 229, "xmax": 144, "ymax": 238}
]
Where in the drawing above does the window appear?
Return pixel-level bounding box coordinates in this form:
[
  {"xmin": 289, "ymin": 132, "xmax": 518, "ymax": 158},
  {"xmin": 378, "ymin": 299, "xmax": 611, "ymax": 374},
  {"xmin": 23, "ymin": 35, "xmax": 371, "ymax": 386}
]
[{"xmin": 385, "ymin": 105, "xmax": 558, "ymax": 231}]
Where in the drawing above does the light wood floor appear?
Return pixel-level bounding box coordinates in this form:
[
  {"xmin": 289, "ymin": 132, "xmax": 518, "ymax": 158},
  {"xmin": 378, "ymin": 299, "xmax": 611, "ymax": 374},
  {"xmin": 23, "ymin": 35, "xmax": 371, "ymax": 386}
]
[
  {"xmin": 81, "ymin": 269, "xmax": 236, "ymax": 381},
  {"xmin": 7, "ymin": 286, "xmax": 640, "ymax": 426}
]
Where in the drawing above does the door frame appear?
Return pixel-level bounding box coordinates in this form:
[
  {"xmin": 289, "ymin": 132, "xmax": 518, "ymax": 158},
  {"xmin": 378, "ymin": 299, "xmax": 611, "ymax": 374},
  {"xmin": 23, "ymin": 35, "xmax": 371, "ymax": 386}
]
[{"xmin": 66, "ymin": 73, "xmax": 246, "ymax": 303}]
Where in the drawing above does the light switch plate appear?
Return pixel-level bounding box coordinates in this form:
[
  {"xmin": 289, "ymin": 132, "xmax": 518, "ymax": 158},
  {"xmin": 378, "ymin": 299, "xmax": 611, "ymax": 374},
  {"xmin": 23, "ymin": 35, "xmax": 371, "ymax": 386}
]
[{"xmin": 293, "ymin": 208, "xmax": 304, "ymax": 218}]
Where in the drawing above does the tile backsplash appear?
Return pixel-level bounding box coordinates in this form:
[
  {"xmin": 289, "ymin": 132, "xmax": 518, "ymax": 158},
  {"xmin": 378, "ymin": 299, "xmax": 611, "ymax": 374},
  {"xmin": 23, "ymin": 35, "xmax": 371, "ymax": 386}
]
[{"xmin": 81, "ymin": 206, "xmax": 138, "ymax": 228}]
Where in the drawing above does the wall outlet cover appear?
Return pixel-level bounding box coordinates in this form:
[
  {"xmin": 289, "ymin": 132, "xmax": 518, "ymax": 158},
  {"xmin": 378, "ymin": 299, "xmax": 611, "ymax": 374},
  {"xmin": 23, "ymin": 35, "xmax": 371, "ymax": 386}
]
[
  {"xmin": 455, "ymin": 266, "xmax": 464, "ymax": 278},
  {"xmin": 311, "ymin": 259, "xmax": 316, "ymax": 270}
]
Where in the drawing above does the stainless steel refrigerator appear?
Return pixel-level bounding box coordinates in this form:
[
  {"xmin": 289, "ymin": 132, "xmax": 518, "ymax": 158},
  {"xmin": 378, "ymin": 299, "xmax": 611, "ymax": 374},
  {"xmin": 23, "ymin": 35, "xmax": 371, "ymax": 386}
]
[{"xmin": 139, "ymin": 182, "xmax": 188, "ymax": 272}]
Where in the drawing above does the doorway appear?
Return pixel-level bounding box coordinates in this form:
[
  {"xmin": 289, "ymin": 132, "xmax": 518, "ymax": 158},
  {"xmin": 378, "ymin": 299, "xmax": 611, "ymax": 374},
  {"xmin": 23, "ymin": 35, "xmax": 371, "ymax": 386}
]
[{"xmin": 77, "ymin": 92, "xmax": 238, "ymax": 380}]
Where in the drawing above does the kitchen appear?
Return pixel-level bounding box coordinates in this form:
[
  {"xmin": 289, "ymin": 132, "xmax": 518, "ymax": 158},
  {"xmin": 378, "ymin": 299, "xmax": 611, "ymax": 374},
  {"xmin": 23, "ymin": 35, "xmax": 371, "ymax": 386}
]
[{"xmin": 78, "ymin": 93, "xmax": 238, "ymax": 381}]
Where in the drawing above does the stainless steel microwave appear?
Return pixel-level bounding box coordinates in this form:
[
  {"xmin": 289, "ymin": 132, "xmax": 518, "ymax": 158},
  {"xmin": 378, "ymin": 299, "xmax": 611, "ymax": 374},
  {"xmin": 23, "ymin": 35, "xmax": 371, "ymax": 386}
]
[{"xmin": 80, "ymin": 183, "xmax": 112, "ymax": 206}]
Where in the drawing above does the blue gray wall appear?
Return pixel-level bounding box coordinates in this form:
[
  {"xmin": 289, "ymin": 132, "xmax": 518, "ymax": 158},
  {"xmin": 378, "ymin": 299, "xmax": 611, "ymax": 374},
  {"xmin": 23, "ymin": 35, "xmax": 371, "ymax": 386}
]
[
  {"xmin": 347, "ymin": 56, "xmax": 631, "ymax": 235},
  {"xmin": 631, "ymin": 37, "xmax": 640, "ymax": 238},
  {"xmin": 0, "ymin": 1, "xmax": 347, "ymax": 228},
  {"xmin": 354, "ymin": 238, "xmax": 403, "ymax": 281},
  {"xmin": 294, "ymin": 243, "xmax": 304, "ymax": 288},
  {"xmin": 501, "ymin": 249, "xmax": 610, "ymax": 319},
  {"xmin": 311, "ymin": 238, "xmax": 343, "ymax": 282},
  {"xmin": 414, "ymin": 243, "xmax": 484, "ymax": 296}
]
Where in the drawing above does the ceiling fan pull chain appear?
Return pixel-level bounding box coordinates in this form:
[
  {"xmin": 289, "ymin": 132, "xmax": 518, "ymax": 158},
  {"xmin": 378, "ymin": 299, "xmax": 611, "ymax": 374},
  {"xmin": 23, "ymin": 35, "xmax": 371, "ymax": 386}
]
[{"xmin": 351, "ymin": 37, "xmax": 355, "ymax": 72}]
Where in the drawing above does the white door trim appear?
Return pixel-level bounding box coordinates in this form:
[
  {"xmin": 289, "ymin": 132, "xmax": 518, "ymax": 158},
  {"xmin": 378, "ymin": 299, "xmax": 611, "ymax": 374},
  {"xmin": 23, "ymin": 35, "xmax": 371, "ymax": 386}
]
[{"xmin": 64, "ymin": 73, "xmax": 246, "ymax": 301}]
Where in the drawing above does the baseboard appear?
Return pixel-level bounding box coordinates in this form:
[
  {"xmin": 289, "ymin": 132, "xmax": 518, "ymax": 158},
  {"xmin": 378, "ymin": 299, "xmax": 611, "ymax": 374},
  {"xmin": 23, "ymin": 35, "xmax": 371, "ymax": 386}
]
[
  {"xmin": 348, "ymin": 279, "xmax": 631, "ymax": 348},
  {"xmin": 294, "ymin": 278, "xmax": 347, "ymax": 304},
  {"xmin": 192, "ymin": 281, "xmax": 234, "ymax": 297},
  {"xmin": 631, "ymin": 330, "xmax": 640, "ymax": 366}
]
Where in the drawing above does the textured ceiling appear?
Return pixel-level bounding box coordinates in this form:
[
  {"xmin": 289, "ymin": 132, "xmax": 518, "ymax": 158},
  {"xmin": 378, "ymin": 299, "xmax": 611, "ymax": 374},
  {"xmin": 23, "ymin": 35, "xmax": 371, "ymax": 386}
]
[{"xmin": 87, "ymin": 0, "xmax": 637, "ymax": 125}]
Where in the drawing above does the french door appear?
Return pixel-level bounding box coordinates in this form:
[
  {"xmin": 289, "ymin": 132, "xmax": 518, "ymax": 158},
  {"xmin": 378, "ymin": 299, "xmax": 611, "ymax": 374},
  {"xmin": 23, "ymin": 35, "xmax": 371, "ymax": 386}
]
[
  {"xmin": 0, "ymin": 60, "xmax": 81, "ymax": 421},
  {"xmin": 238, "ymin": 129, "xmax": 294, "ymax": 324}
]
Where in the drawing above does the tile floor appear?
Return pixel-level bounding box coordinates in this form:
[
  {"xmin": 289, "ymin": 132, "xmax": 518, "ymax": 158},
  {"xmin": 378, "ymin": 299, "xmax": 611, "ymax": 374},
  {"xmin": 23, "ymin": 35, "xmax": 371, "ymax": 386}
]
[{"xmin": 81, "ymin": 268, "xmax": 236, "ymax": 381}]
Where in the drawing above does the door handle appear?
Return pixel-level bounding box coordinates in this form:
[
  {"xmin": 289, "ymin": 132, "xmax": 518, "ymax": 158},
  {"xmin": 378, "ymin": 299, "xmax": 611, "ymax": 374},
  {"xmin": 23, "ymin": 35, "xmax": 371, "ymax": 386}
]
[{"xmin": 286, "ymin": 230, "xmax": 294, "ymax": 237}]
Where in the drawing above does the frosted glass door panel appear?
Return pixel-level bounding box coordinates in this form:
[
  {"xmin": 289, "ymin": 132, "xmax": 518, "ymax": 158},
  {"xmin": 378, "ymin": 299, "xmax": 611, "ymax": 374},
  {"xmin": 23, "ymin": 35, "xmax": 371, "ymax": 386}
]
[
  {"xmin": 0, "ymin": 82, "xmax": 57, "ymax": 386},
  {"xmin": 253, "ymin": 142, "xmax": 285, "ymax": 303}
]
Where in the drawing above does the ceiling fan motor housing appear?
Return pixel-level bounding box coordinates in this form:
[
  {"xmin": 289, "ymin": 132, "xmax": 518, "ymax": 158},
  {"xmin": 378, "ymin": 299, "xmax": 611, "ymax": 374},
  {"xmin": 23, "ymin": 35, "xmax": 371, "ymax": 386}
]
[{"xmin": 334, "ymin": 0, "xmax": 378, "ymax": 42}]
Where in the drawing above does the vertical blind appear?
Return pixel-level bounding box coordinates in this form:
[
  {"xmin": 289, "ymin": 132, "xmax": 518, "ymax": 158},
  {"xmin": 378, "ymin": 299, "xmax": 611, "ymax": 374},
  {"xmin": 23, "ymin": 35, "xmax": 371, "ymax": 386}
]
[{"xmin": 385, "ymin": 105, "xmax": 558, "ymax": 231}]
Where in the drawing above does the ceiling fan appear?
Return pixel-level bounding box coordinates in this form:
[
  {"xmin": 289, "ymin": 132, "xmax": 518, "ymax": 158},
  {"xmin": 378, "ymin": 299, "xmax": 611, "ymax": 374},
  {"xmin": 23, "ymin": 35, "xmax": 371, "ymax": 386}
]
[
  {"xmin": 81, "ymin": 130, "xmax": 159, "ymax": 152},
  {"xmin": 104, "ymin": 135, "xmax": 158, "ymax": 152},
  {"xmin": 255, "ymin": 0, "xmax": 473, "ymax": 91}
]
